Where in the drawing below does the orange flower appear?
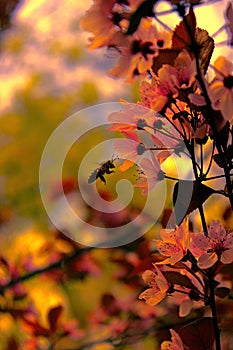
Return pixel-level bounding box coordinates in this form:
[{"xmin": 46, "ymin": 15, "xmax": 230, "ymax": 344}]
[
  {"xmin": 161, "ymin": 329, "xmax": 184, "ymax": 350},
  {"xmin": 139, "ymin": 265, "xmax": 169, "ymax": 306},
  {"xmin": 155, "ymin": 219, "xmax": 191, "ymax": 265},
  {"xmin": 80, "ymin": 0, "xmax": 121, "ymax": 49}
]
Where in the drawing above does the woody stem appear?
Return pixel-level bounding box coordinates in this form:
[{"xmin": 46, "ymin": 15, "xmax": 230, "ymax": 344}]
[
  {"xmin": 209, "ymin": 276, "xmax": 221, "ymax": 350},
  {"xmin": 180, "ymin": 5, "xmax": 233, "ymax": 210}
]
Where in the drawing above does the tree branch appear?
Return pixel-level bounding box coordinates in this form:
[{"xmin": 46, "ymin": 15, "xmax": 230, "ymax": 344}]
[{"xmin": 0, "ymin": 246, "xmax": 93, "ymax": 293}]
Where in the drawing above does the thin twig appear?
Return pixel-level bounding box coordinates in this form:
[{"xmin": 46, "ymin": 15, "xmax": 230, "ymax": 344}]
[{"xmin": 0, "ymin": 246, "xmax": 93, "ymax": 293}]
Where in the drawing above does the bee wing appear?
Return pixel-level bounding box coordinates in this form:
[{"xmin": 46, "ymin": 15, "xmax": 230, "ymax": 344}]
[{"xmin": 88, "ymin": 169, "xmax": 98, "ymax": 184}]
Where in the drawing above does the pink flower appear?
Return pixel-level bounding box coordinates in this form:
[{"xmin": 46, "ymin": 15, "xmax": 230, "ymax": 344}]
[
  {"xmin": 109, "ymin": 18, "xmax": 170, "ymax": 81},
  {"xmin": 174, "ymin": 50, "xmax": 196, "ymax": 89},
  {"xmin": 160, "ymin": 329, "xmax": 184, "ymax": 350},
  {"xmin": 108, "ymin": 101, "xmax": 156, "ymax": 132},
  {"xmin": 191, "ymin": 220, "xmax": 233, "ymax": 269},
  {"xmin": 155, "ymin": 219, "xmax": 191, "ymax": 265},
  {"xmin": 134, "ymin": 154, "xmax": 163, "ymax": 195},
  {"xmin": 110, "ymin": 103, "xmax": 176, "ymax": 172},
  {"xmin": 109, "ymin": 101, "xmax": 180, "ymax": 151},
  {"xmin": 139, "ymin": 265, "xmax": 169, "ymax": 306},
  {"xmin": 114, "ymin": 134, "xmax": 146, "ymax": 171},
  {"xmin": 170, "ymin": 291, "xmax": 201, "ymax": 317},
  {"xmin": 209, "ymin": 56, "xmax": 233, "ymax": 122},
  {"xmin": 80, "ymin": 0, "xmax": 143, "ymax": 50},
  {"xmin": 140, "ymin": 68, "xmax": 178, "ymax": 112},
  {"xmin": 80, "ymin": 0, "xmax": 123, "ymax": 49},
  {"xmin": 140, "ymin": 50, "xmax": 195, "ymax": 112}
]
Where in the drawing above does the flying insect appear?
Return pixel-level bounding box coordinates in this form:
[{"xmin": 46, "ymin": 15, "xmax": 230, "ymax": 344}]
[{"xmin": 88, "ymin": 159, "xmax": 116, "ymax": 184}]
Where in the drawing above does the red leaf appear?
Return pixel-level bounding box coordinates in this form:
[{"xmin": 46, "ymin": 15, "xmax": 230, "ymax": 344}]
[
  {"xmin": 179, "ymin": 317, "xmax": 215, "ymax": 350},
  {"xmin": 215, "ymin": 287, "xmax": 231, "ymax": 299},
  {"xmin": 136, "ymin": 238, "xmax": 151, "ymax": 259},
  {"xmin": 101, "ymin": 294, "xmax": 121, "ymax": 316},
  {"xmin": 162, "ymin": 271, "xmax": 199, "ymax": 291},
  {"xmin": 194, "ymin": 28, "xmax": 214, "ymax": 73},
  {"xmin": 22, "ymin": 317, "xmax": 49, "ymax": 337},
  {"xmin": 48, "ymin": 305, "xmax": 63, "ymax": 334},
  {"xmin": 131, "ymin": 256, "xmax": 156, "ymax": 275},
  {"xmin": 173, "ymin": 180, "xmax": 216, "ymax": 225},
  {"xmin": 5, "ymin": 338, "xmax": 19, "ymax": 350},
  {"xmin": 152, "ymin": 49, "xmax": 180, "ymax": 74},
  {"xmin": 172, "ymin": 7, "xmax": 196, "ymax": 51}
]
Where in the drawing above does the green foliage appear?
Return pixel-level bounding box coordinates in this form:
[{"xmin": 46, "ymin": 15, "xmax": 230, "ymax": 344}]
[{"xmin": 0, "ymin": 83, "xmax": 75, "ymax": 221}]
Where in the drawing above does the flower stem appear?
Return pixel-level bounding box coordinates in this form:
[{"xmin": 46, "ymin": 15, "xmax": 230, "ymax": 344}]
[
  {"xmin": 180, "ymin": 5, "xmax": 233, "ymax": 210},
  {"xmin": 209, "ymin": 276, "xmax": 221, "ymax": 350},
  {"xmin": 198, "ymin": 204, "xmax": 208, "ymax": 236}
]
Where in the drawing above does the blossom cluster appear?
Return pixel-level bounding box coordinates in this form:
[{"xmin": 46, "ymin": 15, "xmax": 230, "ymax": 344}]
[
  {"xmin": 80, "ymin": 1, "xmax": 233, "ymax": 199},
  {"xmin": 80, "ymin": 1, "xmax": 233, "ymax": 349},
  {"xmin": 139, "ymin": 219, "xmax": 233, "ymax": 348},
  {"xmin": 81, "ymin": 0, "xmax": 233, "ymax": 122},
  {"xmin": 80, "ymin": 0, "xmax": 171, "ymax": 81}
]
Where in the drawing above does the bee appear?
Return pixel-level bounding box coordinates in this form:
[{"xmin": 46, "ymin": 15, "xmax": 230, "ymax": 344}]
[{"xmin": 88, "ymin": 159, "xmax": 116, "ymax": 184}]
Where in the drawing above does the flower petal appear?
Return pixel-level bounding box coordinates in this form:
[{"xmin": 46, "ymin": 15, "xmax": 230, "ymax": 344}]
[
  {"xmin": 179, "ymin": 299, "xmax": 192, "ymax": 317},
  {"xmin": 214, "ymin": 56, "xmax": 233, "ymax": 77},
  {"xmin": 221, "ymin": 247, "xmax": 233, "ymax": 264},
  {"xmin": 220, "ymin": 90, "xmax": 233, "ymax": 121},
  {"xmin": 161, "ymin": 329, "xmax": 184, "ymax": 350},
  {"xmin": 139, "ymin": 289, "xmax": 166, "ymax": 306},
  {"xmin": 197, "ymin": 252, "xmax": 218, "ymax": 269},
  {"xmin": 191, "ymin": 233, "xmax": 210, "ymax": 250},
  {"xmin": 208, "ymin": 220, "xmax": 226, "ymax": 241}
]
